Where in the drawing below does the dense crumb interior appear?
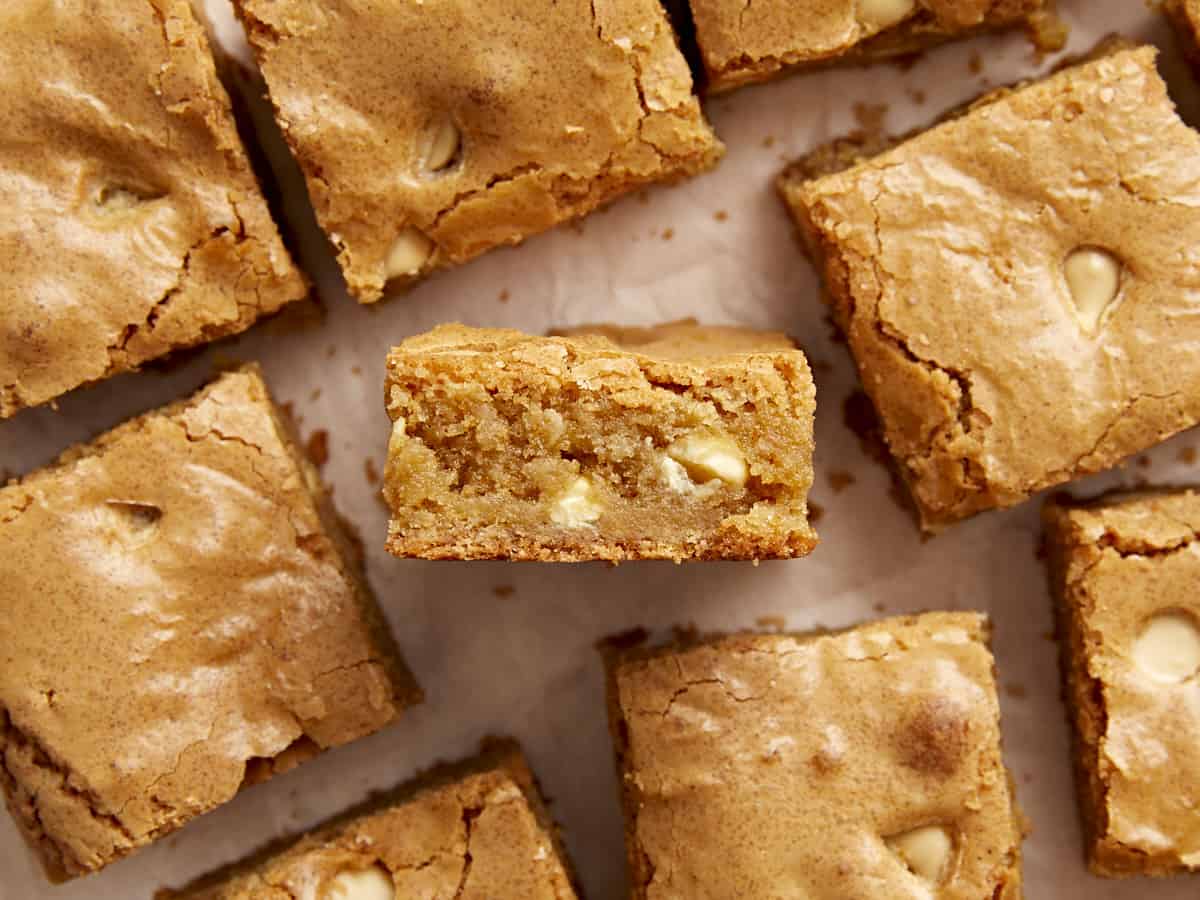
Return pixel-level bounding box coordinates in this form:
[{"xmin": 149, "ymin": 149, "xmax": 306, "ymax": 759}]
[{"xmin": 383, "ymin": 331, "xmax": 816, "ymax": 561}]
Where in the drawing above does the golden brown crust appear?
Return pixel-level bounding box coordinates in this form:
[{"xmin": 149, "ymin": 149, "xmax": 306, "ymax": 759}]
[
  {"xmin": 0, "ymin": 0, "xmax": 306, "ymax": 419},
  {"xmin": 0, "ymin": 367, "xmax": 420, "ymax": 881},
  {"xmin": 232, "ymin": 0, "xmax": 722, "ymax": 302},
  {"xmin": 1043, "ymin": 489, "xmax": 1200, "ymax": 877},
  {"xmin": 159, "ymin": 740, "xmax": 579, "ymax": 900},
  {"xmin": 383, "ymin": 322, "xmax": 817, "ymax": 562},
  {"xmin": 779, "ymin": 44, "xmax": 1200, "ymax": 532},
  {"xmin": 691, "ymin": 0, "xmax": 1056, "ymax": 93},
  {"xmin": 603, "ymin": 613, "xmax": 1025, "ymax": 898}
]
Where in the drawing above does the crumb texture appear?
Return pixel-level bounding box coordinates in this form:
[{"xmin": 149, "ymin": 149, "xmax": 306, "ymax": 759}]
[
  {"xmin": 162, "ymin": 744, "xmax": 578, "ymax": 900},
  {"xmin": 782, "ymin": 46, "xmax": 1200, "ymax": 530},
  {"xmin": 232, "ymin": 0, "xmax": 722, "ymax": 302},
  {"xmin": 1044, "ymin": 490, "xmax": 1200, "ymax": 877},
  {"xmin": 607, "ymin": 612, "xmax": 1024, "ymax": 898},
  {"xmin": 0, "ymin": 0, "xmax": 306, "ymax": 419},
  {"xmin": 0, "ymin": 368, "xmax": 417, "ymax": 880},
  {"xmin": 691, "ymin": 0, "xmax": 1044, "ymax": 92},
  {"xmin": 383, "ymin": 322, "xmax": 816, "ymax": 562}
]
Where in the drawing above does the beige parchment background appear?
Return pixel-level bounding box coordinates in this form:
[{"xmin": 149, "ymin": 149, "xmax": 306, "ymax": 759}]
[{"xmin": 2, "ymin": 0, "xmax": 1199, "ymax": 896}]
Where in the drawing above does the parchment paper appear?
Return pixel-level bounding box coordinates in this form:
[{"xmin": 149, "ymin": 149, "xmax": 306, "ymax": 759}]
[{"xmin": 3, "ymin": 1, "xmax": 1199, "ymax": 896}]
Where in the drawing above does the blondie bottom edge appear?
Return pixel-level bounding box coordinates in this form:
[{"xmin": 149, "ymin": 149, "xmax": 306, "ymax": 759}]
[
  {"xmin": 158, "ymin": 739, "xmax": 579, "ymax": 899},
  {"xmin": 383, "ymin": 322, "xmax": 817, "ymax": 562}
]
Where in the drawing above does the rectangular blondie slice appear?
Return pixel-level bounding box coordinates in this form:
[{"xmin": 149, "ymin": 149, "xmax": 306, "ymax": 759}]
[
  {"xmin": 161, "ymin": 741, "xmax": 579, "ymax": 899},
  {"xmin": 0, "ymin": 0, "xmax": 306, "ymax": 419},
  {"xmin": 383, "ymin": 322, "xmax": 816, "ymax": 562},
  {"xmin": 0, "ymin": 367, "xmax": 420, "ymax": 881},
  {"xmin": 779, "ymin": 43, "xmax": 1200, "ymax": 531},
  {"xmin": 1044, "ymin": 489, "xmax": 1200, "ymax": 877},
  {"xmin": 232, "ymin": 0, "xmax": 723, "ymax": 303},
  {"xmin": 604, "ymin": 613, "xmax": 1025, "ymax": 898},
  {"xmin": 689, "ymin": 0, "xmax": 1050, "ymax": 93}
]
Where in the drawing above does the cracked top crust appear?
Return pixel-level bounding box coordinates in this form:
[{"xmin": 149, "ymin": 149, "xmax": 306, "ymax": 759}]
[
  {"xmin": 0, "ymin": 0, "xmax": 306, "ymax": 420},
  {"xmin": 0, "ymin": 367, "xmax": 420, "ymax": 881},
  {"xmin": 780, "ymin": 45, "xmax": 1200, "ymax": 531},
  {"xmin": 163, "ymin": 741, "xmax": 578, "ymax": 900},
  {"xmin": 1044, "ymin": 489, "xmax": 1200, "ymax": 875},
  {"xmin": 232, "ymin": 0, "xmax": 723, "ymax": 303},
  {"xmin": 606, "ymin": 612, "xmax": 1023, "ymax": 899},
  {"xmin": 691, "ymin": 0, "xmax": 1044, "ymax": 92}
]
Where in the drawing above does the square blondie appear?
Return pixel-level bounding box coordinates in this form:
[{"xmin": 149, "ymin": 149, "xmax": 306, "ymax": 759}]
[
  {"xmin": 0, "ymin": 367, "xmax": 420, "ymax": 881},
  {"xmin": 383, "ymin": 322, "xmax": 816, "ymax": 562},
  {"xmin": 779, "ymin": 44, "xmax": 1200, "ymax": 531},
  {"xmin": 161, "ymin": 741, "xmax": 578, "ymax": 899},
  {"xmin": 231, "ymin": 0, "xmax": 723, "ymax": 303},
  {"xmin": 604, "ymin": 613, "xmax": 1024, "ymax": 898},
  {"xmin": 1044, "ymin": 489, "xmax": 1200, "ymax": 877},
  {"xmin": 0, "ymin": 0, "xmax": 306, "ymax": 419},
  {"xmin": 689, "ymin": 0, "xmax": 1047, "ymax": 93}
]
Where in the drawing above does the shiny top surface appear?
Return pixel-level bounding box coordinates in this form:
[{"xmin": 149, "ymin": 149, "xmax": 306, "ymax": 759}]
[
  {"xmin": 170, "ymin": 747, "xmax": 577, "ymax": 900},
  {"xmin": 0, "ymin": 369, "xmax": 412, "ymax": 878},
  {"xmin": 612, "ymin": 612, "xmax": 1022, "ymax": 898},
  {"xmin": 788, "ymin": 46, "xmax": 1200, "ymax": 527},
  {"xmin": 1046, "ymin": 490, "xmax": 1200, "ymax": 865},
  {"xmin": 232, "ymin": 0, "xmax": 721, "ymax": 301},
  {"xmin": 0, "ymin": 0, "xmax": 304, "ymax": 419},
  {"xmin": 689, "ymin": 0, "xmax": 1040, "ymax": 89}
]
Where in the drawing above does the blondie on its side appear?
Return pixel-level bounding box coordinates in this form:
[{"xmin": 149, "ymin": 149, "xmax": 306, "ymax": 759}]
[
  {"xmin": 1044, "ymin": 489, "xmax": 1200, "ymax": 877},
  {"xmin": 160, "ymin": 741, "xmax": 578, "ymax": 900},
  {"xmin": 231, "ymin": 0, "xmax": 722, "ymax": 303},
  {"xmin": 779, "ymin": 43, "xmax": 1200, "ymax": 532},
  {"xmin": 690, "ymin": 0, "xmax": 1049, "ymax": 93},
  {"xmin": 0, "ymin": 367, "xmax": 420, "ymax": 881},
  {"xmin": 0, "ymin": 0, "xmax": 306, "ymax": 419},
  {"xmin": 383, "ymin": 322, "xmax": 816, "ymax": 562},
  {"xmin": 604, "ymin": 613, "xmax": 1025, "ymax": 898}
]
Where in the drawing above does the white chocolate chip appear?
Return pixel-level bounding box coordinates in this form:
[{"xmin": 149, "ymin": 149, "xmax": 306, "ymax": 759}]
[
  {"xmin": 422, "ymin": 118, "xmax": 461, "ymax": 172},
  {"xmin": 667, "ymin": 432, "xmax": 747, "ymax": 487},
  {"xmin": 325, "ymin": 864, "xmax": 394, "ymax": 900},
  {"xmin": 887, "ymin": 825, "xmax": 953, "ymax": 883},
  {"xmin": 1132, "ymin": 612, "xmax": 1200, "ymax": 684},
  {"xmin": 660, "ymin": 456, "xmax": 694, "ymax": 493},
  {"xmin": 95, "ymin": 186, "xmax": 143, "ymax": 214},
  {"xmin": 858, "ymin": 0, "xmax": 916, "ymax": 29},
  {"xmin": 550, "ymin": 476, "xmax": 603, "ymax": 527},
  {"xmin": 1064, "ymin": 247, "xmax": 1122, "ymax": 332},
  {"xmin": 387, "ymin": 416, "xmax": 409, "ymax": 454},
  {"xmin": 385, "ymin": 228, "xmax": 434, "ymax": 279}
]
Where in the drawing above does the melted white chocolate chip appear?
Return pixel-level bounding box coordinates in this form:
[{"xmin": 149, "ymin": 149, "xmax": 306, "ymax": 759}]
[
  {"xmin": 1132, "ymin": 612, "xmax": 1200, "ymax": 684},
  {"xmin": 1064, "ymin": 247, "xmax": 1122, "ymax": 332},
  {"xmin": 325, "ymin": 864, "xmax": 394, "ymax": 900},
  {"xmin": 423, "ymin": 117, "xmax": 462, "ymax": 173},
  {"xmin": 858, "ymin": 0, "xmax": 916, "ymax": 29},
  {"xmin": 385, "ymin": 228, "xmax": 434, "ymax": 279},
  {"xmin": 887, "ymin": 825, "xmax": 953, "ymax": 883},
  {"xmin": 550, "ymin": 476, "xmax": 603, "ymax": 527},
  {"xmin": 667, "ymin": 432, "xmax": 747, "ymax": 487}
]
